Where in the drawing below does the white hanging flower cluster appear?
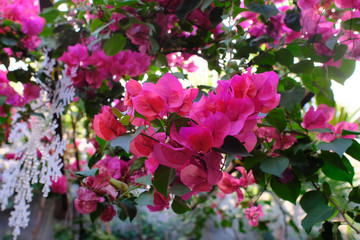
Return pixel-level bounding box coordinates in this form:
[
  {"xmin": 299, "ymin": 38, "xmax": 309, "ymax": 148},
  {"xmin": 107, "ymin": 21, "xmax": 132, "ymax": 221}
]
[{"xmin": 0, "ymin": 64, "xmax": 75, "ymax": 239}]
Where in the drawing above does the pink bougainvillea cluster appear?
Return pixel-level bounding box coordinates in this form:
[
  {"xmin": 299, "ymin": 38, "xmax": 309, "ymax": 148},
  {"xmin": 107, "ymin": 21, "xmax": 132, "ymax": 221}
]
[
  {"xmin": 301, "ymin": 103, "xmax": 358, "ymax": 142},
  {"xmin": 0, "ymin": 0, "xmax": 45, "ymax": 51},
  {"xmin": 78, "ymin": 69, "xmax": 280, "ymax": 225},
  {"xmin": 240, "ymin": 0, "xmax": 360, "ymax": 62},
  {"xmin": 58, "ymin": 44, "xmax": 151, "ymax": 89}
]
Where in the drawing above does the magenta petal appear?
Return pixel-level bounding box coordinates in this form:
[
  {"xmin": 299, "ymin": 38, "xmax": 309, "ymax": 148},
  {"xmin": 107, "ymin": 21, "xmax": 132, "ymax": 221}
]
[
  {"xmin": 204, "ymin": 151, "xmax": 223, "ymax": 185},
  {"xmin": 203, "ymin": 112, "xmax": 230, "ymax": 147},
  {"xmin": 153, "ymin": 143, "xmax": 191, "ymax": 169}
]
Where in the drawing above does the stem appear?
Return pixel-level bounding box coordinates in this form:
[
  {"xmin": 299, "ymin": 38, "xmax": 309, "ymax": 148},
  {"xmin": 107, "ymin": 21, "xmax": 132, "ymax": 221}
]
[
  {"xmin": 32, "ymin": 197, "xmax": 46, "ymax": 240},
  {"xmin": 312, "ymin": 182, "xmax": 360, "ymax": 234}
]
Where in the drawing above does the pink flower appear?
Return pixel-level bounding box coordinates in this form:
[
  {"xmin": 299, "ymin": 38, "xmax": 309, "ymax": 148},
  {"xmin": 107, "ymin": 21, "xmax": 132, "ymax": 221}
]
[
  {"xmin": 74, "ymin": 187, "xmax": 100, "ymax": 214},
  {"xmin": 218, "ymin": 172, "xmax": 244, "ymax": 202},
  {"xmin": 245, "ymin": 204, "xmax": 264, "ymax": 227},
  {"xmin": 301, "ymin": 104, "xmax": 335, "ymax": 130},
  {"xmin": 132, "ymin": 88, "xmax": 166, "ymax": 121},
  {"xmin": 100, "ymin": 205, "xmax": 116, "ymax": 222},
  {"xmin": 93, "ymin": 106, "xmax": 127, "ymax": 141},
  {"xmin": 180, "ymin": 164, "xmax": 213, "ymax": 200},
  {"xmin": 335, "ymin": 0, "xmax": 360, "ymax": 8},
  {"xmin": 147, "ymin": 190, "xmax": 170, "ymax": 212},
  {"xmin": 50, "ymin": 175, "xmax": 68, "ymax": 194},
  {"xmin": 23, "ymin": 83, "xmax": 41, "ymax": 103},
  {"xmin": 178, "ymin": 125, "xmax": 213, "ymax": 153},
  {"xmin": 21, "ymin": 16, "xmax": 46, "ymax": 35},
  {"xmin": 153, "ymin": 142, "xmax": 192, "ymax": 169}
]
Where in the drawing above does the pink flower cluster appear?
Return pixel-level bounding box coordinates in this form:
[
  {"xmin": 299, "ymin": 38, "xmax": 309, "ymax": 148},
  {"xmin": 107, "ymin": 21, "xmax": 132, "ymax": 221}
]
[
  {"xmin": 0, "ymin": 71, "xmax": 41, "ymax": 108},
  {"xmin": 166, "ymin": 53, "xmax": 198, "ymax": 73},
  {"xmin": 121, "ymin": 70, "xmax": 279, "ymax": 208},
  {"xmin": 239, "ymin": 3, "xmax": 300, "ymax": 45},
  {"xmin": 0, "ymin": 0, "xmax": 45, "ymax": 50},
  {"xmin": 58, "ymin": 43, "xmax": 151, "ymax": 89},
  {"xmin": 301, "ymin": 104, "xmax": 358, "ymax": 142}
]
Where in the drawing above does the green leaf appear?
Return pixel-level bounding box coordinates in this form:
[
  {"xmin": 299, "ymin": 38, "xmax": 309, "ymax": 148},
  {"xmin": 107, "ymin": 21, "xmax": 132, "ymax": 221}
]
[
  {"xmin": 1, "ymin": 37, "xmax": 18, "ymax": 47},
  {"xmin": 300, "ymin": 191, "xmax": 336, "ymax": 233},
  {"xmin": 90, "ymin": 203, "xmax": 106, "ymax": 223},
  {"xmin": 349, "ymin": 186, "xmax": 360, "ymax": 204},
  {"xmin": 270, "ymin": 177, "xmax": 300, "ymax": 204},
  {"xmin": 322, "ymin": 155, "xmax": 354, "ymax": 184},
  {"xmin": 318, "ymin": 138, "xmax": 353, "ymax": 157},
  {"xmin": 219, "ymin": 135, "xmax": 252, "ymax": 157},
  {"xmin": 327, "ymin": 59, "xmax": 356, "ymax": 84},
  {"xmin": 275, "ymin": 48, "xmax": 294, "ymax": 66},
  {"xmin": 279, "ymin": 86, "xmax": 305, "ymax": 111},
  {"xmin": 319, "ymin": 151, "xmax": 348, "ymax": 173},
  {"xmin": 75, "ymin": 168, "xmax": 99, "ymax": 178},
  {"xmin": 334, "ymin": 44, "xmax": 348, "ymax": 62},
  {"xmin": 309, "ymin": 128, "xmax": 333, "ymax": 133},
  {"xmin": 342, "ymin": 129, "xmax": 360, "ymax": 136},
  {"xmin": 136, "ymin": 191, "xmax": 154, "ymax": 206},
  {"xmin": 260, "ymin": 156, "xmax": 289, "ymax": 178},
  {"xmin": 96, "ymin": 135, "xmax": 107, "ymax": 151},
  {"xmin": 265, "ymin": 108, "xmax": 287, "ymax": 133},
  {"xmin": 290, "ymin": 60, "xmax": 314, "ymax": 74},
  {"xmin": 346, "ymin": 139, "xmax": 360, "ymax": 161},
  {"xmin": 110, "ymin": 125, "xmax": 145, "ymax": 153},
  {"xmin": 342, "ymin": 18, "xmax": 360, "ymax": 32},
  {"xmin": 154, "ymin": 165, "xmax": 176, "ymax": 197},
  {"xmin": 201, "ymin": 0, "xmax": 214, "ymax": 11},
  {"xmin": 284, "ymin": 10, "xmax": 301, "ymax": 32},
  {"xmin": 92, "ymin": 19, "xmax": 116, "ymax": 38},
  {"xmin": 134, "ymin": 174, "xmax": 152, "ymax": 186},
  {"xmin": 103, "ymin": 33, "xmax": 126, "ymax": 56},
  {"xmin": 246, "ymin": 3, "xmax": 279, "ymax": 19},
  {"xmin": 0, "ymin": 96, "xmax": 7, "ymax": 105},
  {"xmin": 176, "ymin": 0, "xmax": 202, "ymax": 21},
  {"xmin": 130, "ymin": 157, "xmax": 147, "ymax": 174},
  {"xmin": 115, "ymin": 0, "xmax": 142, "ymax": 7},
  {"xmin": 149, "ymin": 37, "xmax": 159, "ymax": 54},
  {"xmin": 209, "ymin": 7, "xmax": 223, "ymax": 28},
  {"xmin": 40, "ymin": 8, "xmax": 60, "ymax": 23},
  {"xmin": 171, "ymin": 196, "xmax": 191, "ymax": 214},
  {"xmin": 169, "ymin": 183, "xmax": 191, "ymax": 196},
  {"xmin": 91, "ymin": 18, "xmax": 104, "ymax": 32},
  {"xmin": 88, "ymin": 152, "xmax": 103, "ymax": 169},
  {"xmin": 117, "ymin": 199, "xmax": 137, "ymax": 222}
]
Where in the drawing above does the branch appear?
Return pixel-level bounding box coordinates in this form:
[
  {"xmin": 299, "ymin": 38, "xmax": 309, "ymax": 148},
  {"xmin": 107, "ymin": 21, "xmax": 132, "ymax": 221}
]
[{"xmin": 312, "ymin": 182, "xmax": 360, "ymax": 234}]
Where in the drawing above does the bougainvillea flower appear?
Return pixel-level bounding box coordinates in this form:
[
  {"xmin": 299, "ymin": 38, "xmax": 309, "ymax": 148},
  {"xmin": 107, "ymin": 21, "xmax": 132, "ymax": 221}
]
[
  {"xmin": 202, "ymin": 112, "xmax": 230, "ymax": 148},
  {"xmin": 153, "ymin": 142, "xmax": 192, "ymax": 169},
  {"xmin": 93, "ymin": 106, "xmax": 127, "ymax": 141},
  {"xmin": 155, "ymin": 73, "xmax": 185, "ymax": 112},
  {"xmin": 236, "ymin": 167, "xmax": 256, "ymax": 188},
  {"xmin": 180, "ymin": 164, "xmax": 212, "ymax": 199},
  {"xmin": 147, "ymin": 190, "xmax": 170, "ymax": 212},
  {"xmin": 124, "ymin": 79, "xmax": 142, "ymax": 107},
  {"xmin": 178, "ymin": 125, "xmax": 214, "ymax": 153},
  {"xmin": 225, "ymin": 98, "xmax": 254, "ymax": 135},
  {"xmin": 50, "ymin": 175, "xmax": 68, "ymax": 194},
  {"xmin": 334, "ymin": 0, "xmax": 360, "ymax": 8},
  {"xmin": 84, "ymin": 165, "xmax": 118, "ymax": 200},
  {"xmin": 177, "ymin": 88, "xmax": 199, "ymax": 116},
  {"xmin": 100, "ymin": 205, "xmax": 116, "ymax": 222},
  {"xmin": 74, "ymin": 187, "xmax": 100, "ymax": 214},
  {"xmin": 217, "ymin": 172, "xmax": 244, "ymax": 202},
  {"xmin": 21, "ymin": 15, "xmax": 46, "ymax": 35},
  {"xmin": 301, "ymin": 104, "xmax": 335, "ymax": 130},
  {"xmin": 132, "ymin": 89, "xmax": 166, "ymax": 121},
  {"xmin": 204, "ymin": 151, "xmax": 223, "ymax": 185},
  {"xmin": 245, "ymin": 204, "xmax": 264, "ymax": 227}
]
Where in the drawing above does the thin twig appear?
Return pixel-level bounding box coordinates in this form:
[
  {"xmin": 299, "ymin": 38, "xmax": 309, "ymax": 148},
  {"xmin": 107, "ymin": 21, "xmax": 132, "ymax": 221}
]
[{"xmin": 312, "ymin": 182, "xmax": 360, "ymax": 234}]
